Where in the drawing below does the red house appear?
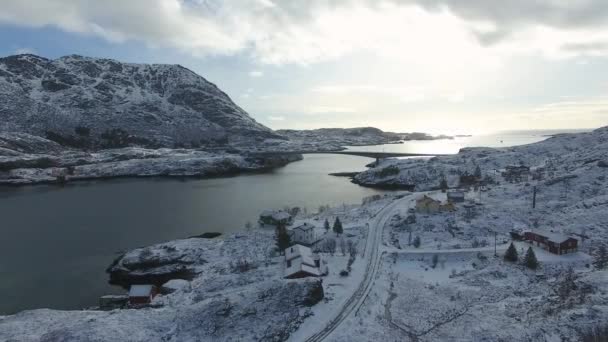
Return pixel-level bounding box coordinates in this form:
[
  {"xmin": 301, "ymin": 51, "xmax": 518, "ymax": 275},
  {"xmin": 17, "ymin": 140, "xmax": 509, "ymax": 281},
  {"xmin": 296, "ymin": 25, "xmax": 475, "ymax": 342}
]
[
  {"xmin": 523, "ymin": 231, "xmax": 578, "ymax": 255},
  {"xmin": 128, "ymin": 285, "xmax": 158, "ymax": 305}
]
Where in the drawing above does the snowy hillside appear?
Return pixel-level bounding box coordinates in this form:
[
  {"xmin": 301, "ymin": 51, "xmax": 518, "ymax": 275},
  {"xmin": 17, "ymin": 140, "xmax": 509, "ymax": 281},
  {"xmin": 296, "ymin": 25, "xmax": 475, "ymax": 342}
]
[
  {"xmin": 2, "ymin": 128, "xmax": 607, "ymax": 340},
  {"xmin": 355, "ymin": 126, "xmax": 608, "ymax": 191},
  {"xmin": 0, "ymin": 54, "xmax": 280, "ymax": 148}
]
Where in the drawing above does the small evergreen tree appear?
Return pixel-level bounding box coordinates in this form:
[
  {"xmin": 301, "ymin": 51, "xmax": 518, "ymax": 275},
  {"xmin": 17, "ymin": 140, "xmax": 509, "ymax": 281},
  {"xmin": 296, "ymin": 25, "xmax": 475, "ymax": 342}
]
[
  {"xmin": 413, "ymin": 235, "xmax": 421, "ymax": 248},
  {"xmin": 593, "ymin": 244, "xmax": 608, "ymax": 270},
  {"xmin": 474, "ymin": 165, "xmax": 482, "ymax": 179},
  {"xmin": 439, "ymin": 178, "xmax": 448, "ymax": 193},
  {"xmin": 275, "ymin": 224, "xmax": 291, "ymax": 254},
  {"xmin": 324, "ymin": 218, "xmax": 331, "ymax": 233},
  {"xmin": 556, "ymin": 267, "xmax": 578, "ymax": 300},
  {"xmin": 504, "ymin": 242, "xmax": 518, "ymax": 262},
  {"xmin": 431, "ymin": 254, "xmax": 439, "ymax": 269},
  {"xmin": 333, "ymin": 217, "xmax": 344, "ymax": 236},
  {"xmin": 524, "ymin": 247, "xmax": 539, "ymax": 269}
]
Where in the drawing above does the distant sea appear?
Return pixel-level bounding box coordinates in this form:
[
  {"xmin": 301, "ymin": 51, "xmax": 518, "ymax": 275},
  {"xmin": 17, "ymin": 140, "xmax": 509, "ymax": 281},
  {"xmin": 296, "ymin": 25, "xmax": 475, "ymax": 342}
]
[{"xmin": 345, "ymin": 129, "xmax": 592, "ymax": 155}]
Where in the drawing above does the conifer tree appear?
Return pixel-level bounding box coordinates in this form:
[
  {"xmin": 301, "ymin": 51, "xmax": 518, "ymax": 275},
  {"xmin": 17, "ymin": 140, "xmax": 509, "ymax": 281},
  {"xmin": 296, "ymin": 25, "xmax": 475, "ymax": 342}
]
[
  {"xmin": 474, "ymin": 165, "xmax": 482, "ymax": 179},
  {"xmin": 324, "ymin": 218, "xmax": 331, "ymax": 233},
  {"xmin": 413, "ymin": 235, "xmax": 421, "ymax": 248},
  {"xmin": 504, "ymin": 242, "xmax": 518, "ymax": 262},
  {"xmin": 439, "ymin": 178, "xmax": 448, "ymax": 193},
  {"xmin": 593, "ymin": 244, "xmax": 608, "ymax": 270},
  {"xmin": 275, "ymin": 224, "xmax": 291, "ymax": 254},
  {"xmin": 333, "ymin": 217, "xmax": 344, "ymax": 236},
  {"xmin": 524, "ymin": 247, "xmax": 539, "ymax": 269}
]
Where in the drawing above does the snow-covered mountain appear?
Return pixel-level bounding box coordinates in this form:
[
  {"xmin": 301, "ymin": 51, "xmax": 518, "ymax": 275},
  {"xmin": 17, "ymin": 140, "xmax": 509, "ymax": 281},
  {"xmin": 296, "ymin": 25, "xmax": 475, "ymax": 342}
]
[{"xmin": 0, "ymin": 54, "xmax": 280, "ymax": 148}]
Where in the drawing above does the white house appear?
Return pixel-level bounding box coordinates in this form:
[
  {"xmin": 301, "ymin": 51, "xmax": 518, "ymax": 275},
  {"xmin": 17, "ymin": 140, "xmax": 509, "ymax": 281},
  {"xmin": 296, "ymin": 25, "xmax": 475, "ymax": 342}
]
[
  {"xmin": 288, "ymin": 223, "xmax": 316, "ymax": 246},
  {"xmin": 284, "ymin": 244, "xmax": 327, "ymax": 279}
]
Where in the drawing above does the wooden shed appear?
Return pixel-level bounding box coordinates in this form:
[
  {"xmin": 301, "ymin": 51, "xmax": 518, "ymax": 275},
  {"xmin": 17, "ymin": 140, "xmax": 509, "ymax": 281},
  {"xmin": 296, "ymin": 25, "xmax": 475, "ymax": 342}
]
[{"xmin": 128, "ymin": 285, "xmax": 158, "ymax": 305}]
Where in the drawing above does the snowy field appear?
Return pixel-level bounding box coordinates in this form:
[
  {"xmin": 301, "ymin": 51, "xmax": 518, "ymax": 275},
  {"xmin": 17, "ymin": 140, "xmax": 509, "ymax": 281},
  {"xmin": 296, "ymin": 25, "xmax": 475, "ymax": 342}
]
[{"xmin": 2, "ymin": 128, "xmax": 608, "ymax": 341}]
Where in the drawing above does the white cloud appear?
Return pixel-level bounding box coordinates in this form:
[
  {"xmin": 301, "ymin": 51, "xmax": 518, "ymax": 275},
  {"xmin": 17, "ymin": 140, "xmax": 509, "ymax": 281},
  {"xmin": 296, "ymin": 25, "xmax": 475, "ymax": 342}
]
[
  {"xmin": 3, "ymin": 0, "xmax": 608, "ymax": 66},
  {"xmin": 312, "ymin": 84, "xmax": 427, "ymax": 100},
  {"xmin": 308, "ymin": 106, "xmax": 357, "ymax": 114},
  {"xmin": 248, "ymin": 70, "xmax": 264, "ymax": 77},
  {"xmin": 531, "ymin": 98, "xmax": 608, "ymax": 116}
]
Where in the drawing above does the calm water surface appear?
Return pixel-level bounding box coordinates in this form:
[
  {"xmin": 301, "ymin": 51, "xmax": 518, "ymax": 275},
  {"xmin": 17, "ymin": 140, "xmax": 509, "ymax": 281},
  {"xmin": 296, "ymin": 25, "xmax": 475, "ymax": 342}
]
[
  {"xmin": 0, "ymin": 129, "xmax": 587, "ymax": 314},
  {"xmin": 0, "ymin": 154, "xmax": 384, "ymax": 314}
]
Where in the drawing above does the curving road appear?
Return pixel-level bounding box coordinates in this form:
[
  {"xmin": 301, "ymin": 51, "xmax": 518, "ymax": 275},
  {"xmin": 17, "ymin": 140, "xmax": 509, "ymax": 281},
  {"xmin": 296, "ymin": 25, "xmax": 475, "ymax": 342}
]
[{"xmin": 304, "ymin": 195, "xmax": 414, "ymax": 342}]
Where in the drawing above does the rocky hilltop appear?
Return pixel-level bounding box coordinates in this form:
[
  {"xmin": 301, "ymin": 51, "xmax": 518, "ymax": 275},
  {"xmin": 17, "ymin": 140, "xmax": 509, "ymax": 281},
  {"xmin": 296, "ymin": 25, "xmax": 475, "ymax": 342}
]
[
  {"xmin": 0, "ymin": 54, "xmax": 280, "ymax": 148},
  {"xmin": 270, "ymin": 127, "xmax": 453, "ymax": 151}
]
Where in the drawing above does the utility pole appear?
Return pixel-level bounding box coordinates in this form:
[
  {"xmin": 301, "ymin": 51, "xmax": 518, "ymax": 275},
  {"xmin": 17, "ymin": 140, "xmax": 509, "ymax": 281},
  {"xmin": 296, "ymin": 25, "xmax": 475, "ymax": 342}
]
[
  {"xmin": 494, "ymin": 231, "xmax": 497, "ymax": 257},
  {"xmin": 532, "ymin": 185, "xmax": 537, "ymax": 209}
]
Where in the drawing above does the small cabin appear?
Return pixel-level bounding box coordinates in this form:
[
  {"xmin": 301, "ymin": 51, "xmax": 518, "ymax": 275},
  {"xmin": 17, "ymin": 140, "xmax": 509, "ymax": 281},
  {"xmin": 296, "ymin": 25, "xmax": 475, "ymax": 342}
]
[
  {"xmin": 259, "ymin": 210, "xmax": 293, "ymax": 227},
  {"xmin": 523, "ymin": 230, "xmax": 578, "ymax": 255},
  {"xmin": 99, "ymin": 295, "xmax": 128, "ymax": 310},
  {"xmin": 447, "ymin": 190, "xmax": 465, "ymax": 203},
  {"xmin": 459, "ymin": 174, "xmax": 479, "ymax": 187},
  {"xmin": 416, "ymin": 195, "xmax": 441, "ymax": 213},
  {"xmin": 128, "ymin": 285, "xmax": 158, "ymax": 305},
  {"xmin": 502, "ymin": 165, "xmax": 531, "ymax": 182},
  {"xmin": 416, "ymin": 195, "xmax": 456, "ymax": 214}
]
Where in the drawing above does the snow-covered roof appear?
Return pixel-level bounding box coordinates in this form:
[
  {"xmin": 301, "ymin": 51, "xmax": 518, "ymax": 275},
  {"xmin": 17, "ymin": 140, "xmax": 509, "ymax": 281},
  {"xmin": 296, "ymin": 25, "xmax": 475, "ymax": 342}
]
[
  {"xmin": 259, "ymin": 210, "xmax": 274, "ymax": 217},
  {"xmin": 260, "ymin": 210, "xmax": 291, "ymax": 221},
  {"xmin": 285, "ymin": 244, "xmax": 312, "ymax": 261},
  {"xmin": 129, "ymin": 285, "xmax": 154, "ymax": 297},
  {"xmin": 417, "ymin": 195, "xmax": 440, "ymax": 204},
  {"xmin": 447, "ymin": 190, "xmax": 465, "ymax": 197},
  {"xmin": 526, "ymin": 230, "xmax": 576, "ymax": 243},
  {"xmin": 284, "ymin": 245, "xmax": 325, "ymax": 278},
  {"xmin": 291, "ymin": 223, "xmax": 315, "ymax": 232},
  {"xmin": 272, "ymin": 211, "xmax": 291, "ymax": 220}
]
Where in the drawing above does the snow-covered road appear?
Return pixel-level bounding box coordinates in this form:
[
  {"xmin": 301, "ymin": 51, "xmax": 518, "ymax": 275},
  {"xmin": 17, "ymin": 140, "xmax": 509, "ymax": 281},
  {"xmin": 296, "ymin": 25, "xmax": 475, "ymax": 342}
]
[
  {"xmin": 304, "ymin": 195, "xmax": 414, "ymax": 342},
  {"xmin": 385, "ymin": 244, "xmax": 510, "ymax": 255}
]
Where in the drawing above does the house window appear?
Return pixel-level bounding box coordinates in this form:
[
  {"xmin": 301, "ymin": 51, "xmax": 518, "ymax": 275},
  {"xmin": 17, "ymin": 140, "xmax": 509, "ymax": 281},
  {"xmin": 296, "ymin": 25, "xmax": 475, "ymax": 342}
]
[{"xmin": 287, "ymin": 260, "xmax": 291, "ymax": 268}]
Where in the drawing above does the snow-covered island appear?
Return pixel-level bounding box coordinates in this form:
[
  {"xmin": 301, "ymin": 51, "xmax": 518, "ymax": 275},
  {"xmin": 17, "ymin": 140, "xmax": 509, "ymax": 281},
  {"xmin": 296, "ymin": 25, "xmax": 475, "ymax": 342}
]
[
  {"xmin": 2, "ymin": 127, "xmax": 607, "ymax": 341},
  {"xmin": 272, "ymin": 127, "xmax": 454, "ymax": 151},
  {"xmin": 0, "ymin": 132, "xmax": 302, "ymax": 185}
]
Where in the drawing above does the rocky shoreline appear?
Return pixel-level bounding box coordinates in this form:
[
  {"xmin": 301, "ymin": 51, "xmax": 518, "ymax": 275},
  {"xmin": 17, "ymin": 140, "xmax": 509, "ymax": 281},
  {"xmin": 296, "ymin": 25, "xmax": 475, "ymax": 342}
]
[{"xmin": 0, "ymin": 132, "xmax": 303, "ymax": 185}]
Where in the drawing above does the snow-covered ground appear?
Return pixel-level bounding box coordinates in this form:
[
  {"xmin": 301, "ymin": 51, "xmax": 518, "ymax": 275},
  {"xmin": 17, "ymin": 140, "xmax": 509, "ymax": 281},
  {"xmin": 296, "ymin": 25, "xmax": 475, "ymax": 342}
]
[{"xmin": 2, "ymin": 128, "xmax": 608, "ymax": 341}]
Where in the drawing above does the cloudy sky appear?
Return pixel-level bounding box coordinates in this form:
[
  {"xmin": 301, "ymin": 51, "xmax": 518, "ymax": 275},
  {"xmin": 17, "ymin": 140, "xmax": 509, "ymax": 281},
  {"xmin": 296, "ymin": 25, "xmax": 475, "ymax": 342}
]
[{"xmin": 1, "ymin": 0, "xmax": 608, "ymax": 134}]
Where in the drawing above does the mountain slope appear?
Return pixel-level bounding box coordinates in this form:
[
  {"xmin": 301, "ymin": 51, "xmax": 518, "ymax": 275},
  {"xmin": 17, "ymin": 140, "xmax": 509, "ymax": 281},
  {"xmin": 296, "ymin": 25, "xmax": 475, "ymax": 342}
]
[{"xmin": 0, "ymin": 54, "xmax": 279, "ymax": 148}]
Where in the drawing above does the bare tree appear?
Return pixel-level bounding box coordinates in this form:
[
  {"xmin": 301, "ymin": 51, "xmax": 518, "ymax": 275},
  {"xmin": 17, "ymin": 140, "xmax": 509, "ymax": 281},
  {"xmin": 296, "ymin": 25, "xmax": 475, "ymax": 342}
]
[
  {"xmin": 339, "ymin": 238, "xmax": 347, "ymax": 256},
  {"xmin": 325, "ymin": 238, "xmax": 337, "ymax": 256},
  {"xmin": 347, "ymin": 240, "xmax": 358, "ymax": 258}
]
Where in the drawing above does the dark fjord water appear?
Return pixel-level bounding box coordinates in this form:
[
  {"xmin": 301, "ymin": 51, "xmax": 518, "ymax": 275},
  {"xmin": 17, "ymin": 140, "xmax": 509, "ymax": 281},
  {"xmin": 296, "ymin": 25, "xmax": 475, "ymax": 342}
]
[
  {"xmin": 0, "ymin": 154, "xmax": 384, "ymax": 314},
  {"xmin": 0, "ymin": 129, "xmax": 585, "ymax": 314}
]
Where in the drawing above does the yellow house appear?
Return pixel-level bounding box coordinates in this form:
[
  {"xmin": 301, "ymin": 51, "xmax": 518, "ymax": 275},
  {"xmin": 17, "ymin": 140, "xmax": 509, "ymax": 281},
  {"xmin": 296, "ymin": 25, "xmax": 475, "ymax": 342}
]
[{"xmin": 416, "ymin": 195, "xmax": 456, "ymax": 214}]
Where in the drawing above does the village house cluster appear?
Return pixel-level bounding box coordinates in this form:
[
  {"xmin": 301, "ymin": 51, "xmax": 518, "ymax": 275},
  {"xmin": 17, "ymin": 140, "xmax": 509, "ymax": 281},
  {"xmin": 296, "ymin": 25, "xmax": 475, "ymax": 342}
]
[{"xmin": 258, "ymin": 209, "xmax": 329, "ymax": 279}]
